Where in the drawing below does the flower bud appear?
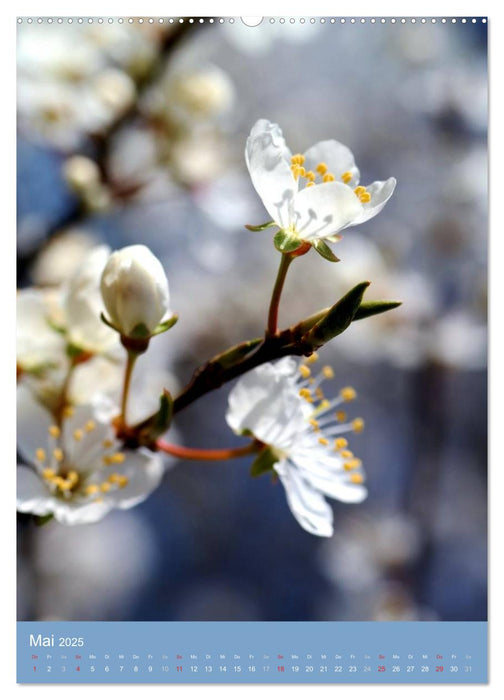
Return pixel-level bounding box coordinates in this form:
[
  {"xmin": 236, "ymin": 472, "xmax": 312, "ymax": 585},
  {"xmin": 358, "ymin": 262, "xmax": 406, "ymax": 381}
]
[{"xmin": 100, "ymin": 245, "xmax": 171, "ymax": 339}]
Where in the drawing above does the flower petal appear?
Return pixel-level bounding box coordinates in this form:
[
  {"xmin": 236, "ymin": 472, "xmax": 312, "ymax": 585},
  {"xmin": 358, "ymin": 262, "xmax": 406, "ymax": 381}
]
[
  {"xmin": 245, "ymin": 119, "xmax": 297, "ymax": 229},
  {"xmin": 17, "ymin": 289, "xmax": 65, "ymax": 370},
  {"xmin": 275, "ymin": 460, "xmax": 333, "ymax": 537},
  {"xmin": 17, "ymin": 385, "xmax": 53, "ymax": 466},
  {"xmin": 17, "ymin": 465, "xmax": 53, "ymax": 515},
  {"xmin": 347, "ymin": 177, "xmax": 396, "ymax": 227},
  {"xmin": 101, "ymin": 449, "xmax": 165, "ymax": 509},
  {"xmin": 292, "ymin": 182, "xmax": 363, "ymax": 240},
  {"xmin": 303, "ymin": 140, "xmax": 360, "ymax": 186},
  {"xmin": 62, "ymin": 395, "xmax": 118, "ymax": 469},
  {"xmin": 51, "ymin": 500, "xmax": 113, "ymax": 525}
]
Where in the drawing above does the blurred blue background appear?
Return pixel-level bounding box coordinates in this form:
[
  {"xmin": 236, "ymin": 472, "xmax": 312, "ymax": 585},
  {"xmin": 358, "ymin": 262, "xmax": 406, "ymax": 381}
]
[{"xmin": 17, "ymin": 17, "xmax": 487, "ymax": 622}]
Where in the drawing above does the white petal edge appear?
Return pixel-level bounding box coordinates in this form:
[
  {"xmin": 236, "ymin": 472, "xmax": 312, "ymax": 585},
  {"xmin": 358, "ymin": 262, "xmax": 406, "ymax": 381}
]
[
  {"xmin": 347, "ymin": 177, "xmax": 396, "ymax": 227},
  {"xmin": 292, "ymin": 182, "xmax": 363, "ymax": 240}
]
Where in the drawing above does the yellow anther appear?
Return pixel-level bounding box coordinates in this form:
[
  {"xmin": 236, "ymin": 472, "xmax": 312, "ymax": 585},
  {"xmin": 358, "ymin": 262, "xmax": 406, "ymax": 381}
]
[
  {"xmin": 341, "ymin": 171, "xmax": 353, "ymax": 184},
  {"xmin": 53, "ymin": 448, "xmax": 64, "ymax": 462},
  {"xmin": 318, "ymin": 437, "xmax": 329, "ymax": 446},
  {"xmin": 48, "ymin": 425, "xmax": 61, "ymax": 438},
  {"xmin": 102, "ymin": 439, "xmax": 114, "ymax": 449},
  {"xmin": 334, "ymin": 437, "xmax": 348, "ymax": 450},
  {"xmin": 359, "ymin": 192, "xmax": 371, "ymax": 203},
  {"xmin": 315, "ymin": 387, "xmax": 325, "ymax": 400},
  {"xmin": 354, "ymin": 186, "xmax": 366, "ymax": 196},
  {"xmin": 323, "ymin": 173, "xmax": 335, "ymax": 183},
  {"xmin": 100, "ymin": 482, "xmax": 111, "ymax": 493},
  {"xmin": 109, "ymin": 473, "xmax": 129, "ymax": 488},
  {"xmin": 299, "ymin": 365, "xmax": 311, "ymax": 379},
  {"xmin": 309, "ymin": 418, "xmax": 320, "ymax": 431},
  {"xmin": 73, "ymin": 429, "xmax": 84, "ymax": 442},
  {"xmin": 110, "ymin": 452, "xmax": 125, "ymax": 464},
  {"xmin": 306, "ymin": 352, "xmax": 319, "ymax": 365},
  {"xmin": 291, "ymin": 154, "xmax": 305, "ymax": 165},
  {"xmin": 350, "ymin": 473, "xmax": 364, "ymax": 484},
  {"xmin": 318, "ymin": 399, "xmax": 331, "ymax": 411},
  {"xmin": 35, "ymin": 448, "xmax": 46, "ymax": 462},
  {"xmin": 85, "ymin": 420, "xmax": 96, "ymax": 433},
  {"xmin": 352, "ymin": 417, "xmax": 365, "ymax": 433},
  {"xmin": 67, "ymin": 470, "xmax": 79, "ymax": 484},
  {"xmin": 94, "ymin": 497, "xmax": 104, "ymax": 503},
  {"xmin": 305, "ymin": 170, "xmax": 316, "ymax": 182},
  {"xmin": 340, "ymin": 386, "xmax": 357, "ymax": 402},
  {"xmin": 344, "ymin": 459, "xmax": 362, "ymax": 471},
  {"xmin": 84, "ymin": 484, "xmax": 99, "ymax": 496},
  {"xmin": 62, "ymin": 406, "xmax": 74, "ymax": 418},
  {"xmin": 42, "ymin": 468, "xmax": 56, "ymax": 480},
  {"xmin": 340, "ymin": 450, "xmax": 354, "ymax": 459},
  {"xmin": 118, "ymin": 476, "xmax": 129, "ymax": 488},
  {"xmin": 299, "ymin": 388, "xmax": 313, "ymax": 402},
  {"xmin": 306, "ymin": 182, "xmax": 315, "ymax": 187},
  {"xmin": 297, "ymin": 166, "xmax": 306, "ymax": 177},
  {"xmin": 316, "ymin": 162, "xmax": 328, "ymax": 175},
  {"xmin": 336, "ymin": 410, "xmax": 347, "ymax": 422},
  {"xmin": 322, "ymin": 365, "xmax": 334, "ymax": 379}
]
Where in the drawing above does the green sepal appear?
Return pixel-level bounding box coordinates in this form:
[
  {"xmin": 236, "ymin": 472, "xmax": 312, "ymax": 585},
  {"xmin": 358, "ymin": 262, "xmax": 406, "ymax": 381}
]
[
  {"xmin": 302, "ymin": 281, "xmax": 370, "ymax": 349},
  {"xmin": 353, "ymin": 300, "xmax": 402, "ymax": 321},
  {"xmin": 129, "ymin": 323, "xmax": 151, "ymax": 339},
  {"xmin": 133, "ymin": 390, "xmax": 174, "ymax": 444},
  {"xmin": 245, "ymin": 221, "xmax": 276, "ymax": 232},
  {"xmin": 273, "ymin": 229, "xmax": 304, "ymax": 254},
  {"xmin": 312, "ymin": 239, "xmax": 340, "ymax": 263},
  {"xmin": 47, "ymin": 318, "xmax": 67, "ymax": 335},
  {"xmin": 66, "ymin": 343, "xmax": 89, "ymax": 359},
  {"xmin": 151, "ymin": 315, "xmax": 179, "ymax": 336},
  {"xmin": 34, "ymin": 513, "xmax": 54, "ymax": 527},
  {"xmin": 100, "ymin": 312, "xmax": 120, "ymax": 333},
  {"xmin": 250, "ymin": 446, "xmax": 279, "ymax": 478}
]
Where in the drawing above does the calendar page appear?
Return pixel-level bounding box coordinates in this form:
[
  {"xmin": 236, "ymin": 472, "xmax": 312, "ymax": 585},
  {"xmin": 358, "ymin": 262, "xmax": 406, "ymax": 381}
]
[{"xmin": 16, "ymin": 14, "xmax": 488, "ymax": 685}]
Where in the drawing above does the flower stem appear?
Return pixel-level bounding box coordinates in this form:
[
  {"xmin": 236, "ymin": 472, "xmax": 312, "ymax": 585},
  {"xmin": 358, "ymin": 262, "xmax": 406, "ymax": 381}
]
[
  {"xmin": 267, "ymin": 253, "xmax": 293, "ymax": 337},
  {"xmin": 119, "ymin": 350, "xmax": 138, "ymax": 430},
  {"xmin": 157, "ymin": 439, "xmax": 259, "ymax": 462}
]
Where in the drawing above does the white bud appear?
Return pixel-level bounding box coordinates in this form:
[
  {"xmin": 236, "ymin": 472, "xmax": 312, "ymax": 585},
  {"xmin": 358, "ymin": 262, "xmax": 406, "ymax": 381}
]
[{"xmin": 100, "ymin": 245, "xmax": 170, "ymax": 338}]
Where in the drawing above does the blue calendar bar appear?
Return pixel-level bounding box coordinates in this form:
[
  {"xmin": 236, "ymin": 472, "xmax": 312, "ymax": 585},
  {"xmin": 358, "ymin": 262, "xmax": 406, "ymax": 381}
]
[{"xmin": 17, "ymin": 621, "xmax": 487, "ymax": 683}]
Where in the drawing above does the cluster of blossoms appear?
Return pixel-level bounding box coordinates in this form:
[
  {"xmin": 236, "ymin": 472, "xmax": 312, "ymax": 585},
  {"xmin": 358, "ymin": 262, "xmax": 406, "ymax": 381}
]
[{"xmin": 17, "ymin": 119, "xmax": 397, "ymax": 536}]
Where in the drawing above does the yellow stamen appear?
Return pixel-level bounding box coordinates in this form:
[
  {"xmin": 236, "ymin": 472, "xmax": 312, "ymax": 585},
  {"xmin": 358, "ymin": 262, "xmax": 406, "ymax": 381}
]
[
  {"xmin": 306, "ymin": 182, "xmax": 315, "ymax": 187},
  {"xmin": 340, "ymin": 450, "xmax": 354, "ymax": 459},
  {"xmin": 291, "ymin": 154, "xmax": 305, "ymax": 165},
  {"xmin": 100, "ymin": 482, "xmax": 111, "ymax": 493},
  {"xmin": 73, "ymin": 429, "xmax": 84, "ymax": 442},
  {"xmin": 67, "ymin": 470, "xmax": 79, "ymax": 484},
  {"xmin": 336, "ymin": 410, "xmax": 347, "ymax": 422},
  {"xmin": 118, "ymin": 476, "xmax": 129, "ymax": 488},
  {"xmin": 85, "ymin": 420, "xmax": 96, "ymax": 432},
  {"xmin": 53, "ymin": 448, "xmax": 64, "ymax": 462},
  {"xmin": 315, "ymin": 387, "xmax": 325, "ymax": 400},
  {"xmin": 322, "ymin": 365, "xmax": 334, "ymax": 379},
  {"xmin": 36, "ymin": 448, "xmax": 46, "ymax": 462},
  {"xmin": 85, "ymin": 484, "xmax": 99, "ymax": 495},
  {"xmin": 48, "ymin": 425, "xmax": 60, "ymax": 439},
  {"xmin": 334, "ymin": 437, "xmax": 348, "ymax": 450},
  {"xmin": 341, "ymin": 171, "xmax": 353, "ymax": 184},
  {"xmin": 109, "ymin": 473, "xmax": 129, "ymax": 488},
  {"xmin": 316, "ymin": 162, "xmax": 328, "ymax": 175},
  {"xmin": 318, "ymin": 437, "xmax": 329, "ymax": 446},
  {"xmin": 297, "ymin": 166, "xmax": 306, "ymax": 177},
  {"xmin": 299, "ymin": 365, "xmax": 311, "ymax": 379},
  {"xmin": 352, "ymin": 418, "xmax": 365, "ymax": 433},
  {"xmin": 344, "ymin": 459, "xmax": 362, "ymax": 471},
  {"xmin": 309, "ymin": 418, "xmax": 320, "ymax": 431},
  {"xmin": 340, "ymin": 386, "xmax": 357, "ymax": 402},
  {"xmin": 299, "ymin": 388, "xmax": 313, "ymax": 402},
  {"xmin": 306, "ymin": 352, "xmax": 319, "ymax": 365},
  {"xmin": 305, "ymin": 170, "xmax": 316, "ymax": 182},
  {"xmin": 359, "ymin": 192, "xmax": 371, "ymax": 203},
  {"xmin": 42, "ymin": 468, "xmax": 56, "ymax": 480},
  {"xmin": 110, "ymin": 452, "xmax": 125, "ymax": 464},
  {"xmin": 354, "ymin": 186, "xmax": 366, "ymax": 196},
  {"xmin": 102, "ymin": 439, "xmax": 114, "ymax": 449},
  {"xmin": 318, "ymin": 399, "xmax": 331, "ymax": 411},
  {"xmin": 350, "ymin": 473, "xmax": 364, "ymax": 484},
  {"xmin": 322, "ymin": 173, "xmax": 335, "ymax": 183},
  {"xmin": 62, "ymin": 405, "xmax": 74, "ymax": 418}
]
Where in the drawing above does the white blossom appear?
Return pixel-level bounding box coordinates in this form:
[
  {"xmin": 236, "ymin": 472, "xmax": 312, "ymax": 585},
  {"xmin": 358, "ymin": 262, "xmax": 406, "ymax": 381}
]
[
  {"xmin": 100, "ymin": 245, "xmax": 171, "ymax": 338},
  {"xmin": 16, "ymin": 386, "xmax": 164, "ymax": 525},
  {"xmin": 226, "ymin": 356, "xmax": 367, "ymax": 537},
  {"xmin": 246, "ymin": 119, "xmax": 396, "ymax": 244}
]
